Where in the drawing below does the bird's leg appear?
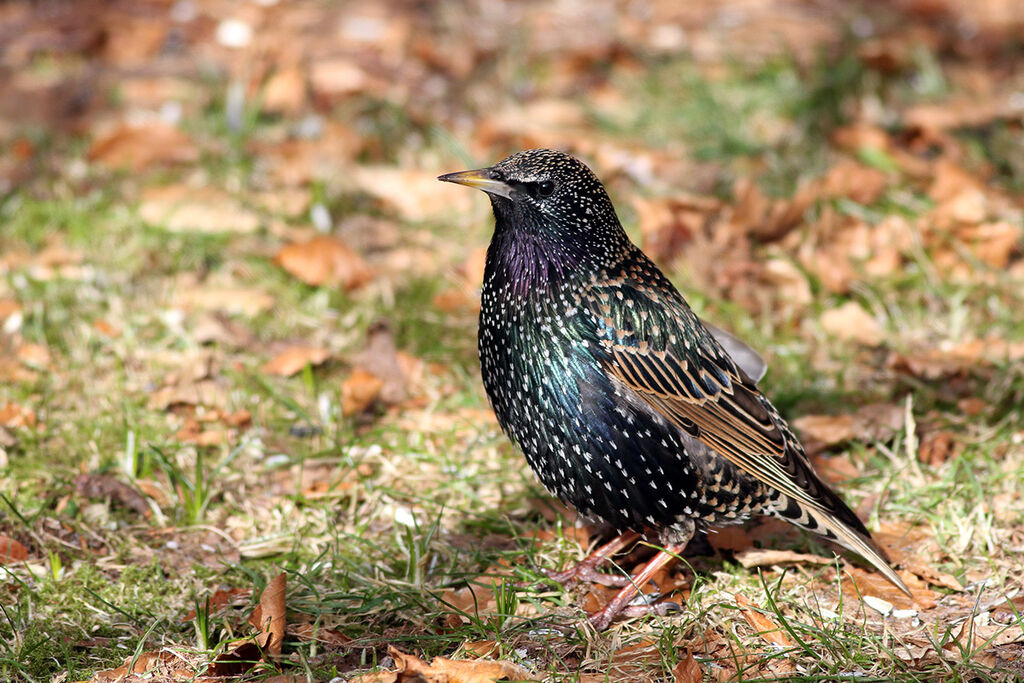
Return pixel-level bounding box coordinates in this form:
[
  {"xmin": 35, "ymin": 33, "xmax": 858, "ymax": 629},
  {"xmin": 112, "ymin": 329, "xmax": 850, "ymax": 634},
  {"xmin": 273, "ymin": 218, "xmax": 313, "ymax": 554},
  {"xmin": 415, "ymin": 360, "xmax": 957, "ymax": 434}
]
[
  {"xmin": 587, "ymin": 542, "xmax": 687, "ymax": 631},
  {"xmin": 542, "ymin": 530, "xmax": 642, "ymax": 588}
]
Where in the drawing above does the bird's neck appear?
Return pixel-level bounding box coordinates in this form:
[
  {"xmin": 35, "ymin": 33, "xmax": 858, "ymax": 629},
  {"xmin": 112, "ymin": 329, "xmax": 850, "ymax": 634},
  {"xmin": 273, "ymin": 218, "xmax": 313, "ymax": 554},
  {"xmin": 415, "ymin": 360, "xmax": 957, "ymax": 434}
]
[{"xmin": 484, "ymin": 214, "xmax": 632, "ymax": 302}]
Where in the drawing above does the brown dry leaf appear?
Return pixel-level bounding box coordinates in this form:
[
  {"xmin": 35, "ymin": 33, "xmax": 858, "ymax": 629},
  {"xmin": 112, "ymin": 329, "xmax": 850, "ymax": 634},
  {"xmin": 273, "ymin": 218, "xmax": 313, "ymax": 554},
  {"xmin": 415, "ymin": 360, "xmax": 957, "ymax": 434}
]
[
  {"xmin": 462, "ymin": 641, "xmax": 499, "ymax": 658},
  {"xmin": 91, "ymin": 651, "xmax": 176, "ymax": 681},
  {"xmin": 918, "ymin": 430, "xmax": 961, "ymax": 466},
  {"xmin": 820, "ymin": 301, "xmax": 885, "ymax": 346},
  {"xmin": 792, "ymin": 414, "xmax": 855, "ymax": 445},
  {"xmin": 148, "ymin": 378, "xmax": 229, "ymax": 411},
  {"xmin": 92, "ymin": 319, "xmax": 122, "ymax": 338},
  {"xmin": 182, "ymin": 587, "xmax": 251, "ymax": 622},
  {"xmin": 432, "ymin": 288, "xmax": 478, "ymax": 313},
  {"xmin": 274, "ymin": 235, "xmax": 374, "ymax": 290},
  {"xmin": 206, "ymin": 639, "xmax": 266, "ymax": 678},
  {"xmin": 812, "ymin": 454, "xmax": 861, "ymax": 482},
  {"xmin": 261, "ymin": 346, "xmax": 331, "ymax": 377},
  {"xmin": 734, "ymin": 548, "xmax": 834, "ymax": 569},
  {"xmin": 15, "ymin": 342, "xmax": 50, "ymax": 369},
  {"xmin": 887, "ymin": 340, "xmax": 985, "ymax": 380},
  {"xmin": 147, "ymin": 356, "xmax": 229, "ymax": 411},
  {"xmin": 289, "ymin": 620, "xmax": 352, "ymax": 648},
  {"xmin": 175, "ymin": 417, "xmax": 226, "ymax": 446},
  {"xmin": 386, "ymin": 645, "xmax": 537, "ymax": 683},
  {"xmin": 353, "ymin": 322, "xmax": 410, "ymax": 406},
  {"xmin": 874, "ymin": 522, "xmax": 964, "ymax": 591},
  {"xmin": 0, "ymin": 402, "xmax": 37, "ymax": 429},
  {"xmin": 672, "ymin": 651, "xmax": 702, "ymax": 683},
  {"xmin": 342, "ymin": 369, "xmax": 384, "ymax": 415},
  {"xmin": 264, "ymin": 65, "xmax": 307, "ymax": 115},
  {"xmin": 0, "ymin": 298, "xmax": 21, "ymax": 323},
  {"xmin": 310, "ymin": 57, "xmax": 372, "ymax": 106},
  {"xmin": 0, "ymin": 535, "xmax": 29, "ymax": 564},
  {"xmin": 174, "ymin": 285, "xmax": 275, "ymax": 317},
  {"xmin": 353, "ymin": 166, "xmax": 474, "ymax": 221},
  {"xmin": 841, "ymin": 566, "xmax": 937, "ymax": 611},
  {"xmin": 831, "ymin": 123, "xmax": 891, "ymax": 154},
  {"xmin": 735, "ymin": 594, "xmax": 796, "ymax": 648},
  {"xmin": 350, "ymin": 672, "xmax": 399, "ymax": 683},
  {"xmin": 821, "ymin": 159, "xmax": 888, "ymax": 205},
  {"xmin": 75, "ymin": 473, "xmax": 151, "ymax": 518},
  {"xmin": 88, "ymin": 121, "xmax": 199, "ymax": 171},
  {"xmin": 634, "ymin": 194, "xmax": 714, "ymax": 264},
  {"xmin": 760, "ymin": 257, "xmax": 813, "ymax": 306},
  {"xmin": 248, "ymin": 572, "xmax": 287, "ymax": 657},
  {"xmin": 956, "ymin": 221, "xmax": 1022, "ymax": 269},
  {"xmin": 139, "ymin": 185, "xmax": 262, "ymax": 234},
  {"xmin": 0, "ymin": 359, "xmax": 36, "ymax": 383},
  {"xmin": 795, "ymin": 403, "xmax": 903, "ymax": 448}
]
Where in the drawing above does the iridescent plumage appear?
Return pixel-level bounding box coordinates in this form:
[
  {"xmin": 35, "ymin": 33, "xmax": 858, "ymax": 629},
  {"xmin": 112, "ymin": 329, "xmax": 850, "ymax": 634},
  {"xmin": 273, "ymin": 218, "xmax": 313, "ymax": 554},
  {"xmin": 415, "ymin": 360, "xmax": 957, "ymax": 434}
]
[{"xmin": 440, "ymin": 149, "xmax": 908, "ymax": 628}]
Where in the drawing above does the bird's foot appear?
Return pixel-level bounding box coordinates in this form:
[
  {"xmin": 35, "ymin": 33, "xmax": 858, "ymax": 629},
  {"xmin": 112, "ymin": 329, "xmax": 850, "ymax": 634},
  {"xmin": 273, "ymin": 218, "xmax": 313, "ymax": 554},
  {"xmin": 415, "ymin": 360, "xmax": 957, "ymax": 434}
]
[
  {"xmin": 588, "ymin": 596, "xmax": 683, "ymax": 631},
  {"xmin": 584, "ymin": 542, "xmax": 687, "ymax": 630},
  {"xmin": 518, "ymin": 530, "xmax": 641, "ymax": 589},
  {"xmin": 544, "ymin": 563, "xmax": 631, "ymax": 588}
]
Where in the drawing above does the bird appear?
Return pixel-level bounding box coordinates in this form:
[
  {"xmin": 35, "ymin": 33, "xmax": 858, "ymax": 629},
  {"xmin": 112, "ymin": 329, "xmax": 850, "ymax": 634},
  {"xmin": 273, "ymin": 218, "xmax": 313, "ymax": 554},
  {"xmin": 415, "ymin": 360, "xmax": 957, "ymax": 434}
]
[{"xmin": 438, "ymin": 149, "xmax": 909, "ymax": 630}]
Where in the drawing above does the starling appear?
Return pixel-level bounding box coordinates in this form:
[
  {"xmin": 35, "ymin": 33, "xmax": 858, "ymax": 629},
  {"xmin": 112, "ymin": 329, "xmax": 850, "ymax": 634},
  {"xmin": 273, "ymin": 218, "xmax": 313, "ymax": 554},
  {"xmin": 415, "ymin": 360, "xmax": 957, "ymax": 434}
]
[{"xmin": 439, "ymin": 149, "xmax": 909, "ymax": 629}]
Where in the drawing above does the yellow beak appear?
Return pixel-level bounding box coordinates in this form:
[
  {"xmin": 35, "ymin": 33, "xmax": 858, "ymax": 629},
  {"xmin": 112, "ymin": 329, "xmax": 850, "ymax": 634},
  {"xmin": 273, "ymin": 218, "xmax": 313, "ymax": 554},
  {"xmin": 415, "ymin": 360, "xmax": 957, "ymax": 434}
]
[{"xmin": 437, "ymin": 168, "xmax": 513, "ymax": 200}]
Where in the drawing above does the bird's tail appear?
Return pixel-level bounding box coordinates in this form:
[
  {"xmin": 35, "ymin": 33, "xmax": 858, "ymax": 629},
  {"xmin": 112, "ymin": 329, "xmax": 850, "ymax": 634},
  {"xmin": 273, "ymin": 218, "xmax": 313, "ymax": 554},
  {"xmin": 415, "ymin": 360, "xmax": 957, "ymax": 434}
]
[{"xmin": 770, "ymin": 494, "xmax": 911, "ymax": 596}]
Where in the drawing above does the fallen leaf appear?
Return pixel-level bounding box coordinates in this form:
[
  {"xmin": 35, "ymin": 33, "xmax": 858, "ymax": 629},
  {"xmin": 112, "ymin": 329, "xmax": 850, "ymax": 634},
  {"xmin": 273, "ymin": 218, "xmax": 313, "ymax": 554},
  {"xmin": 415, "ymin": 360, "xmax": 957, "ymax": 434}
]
[
  {"xmin": 341, "ymin": 368, "xmax": 384, "ymax": 415},
  {"xmin": 139, "ymin": 185, "xmax": 262, "ymax": 234},
  {"xmin": 794, "ymin": 403, "xmax": 904, "ymax": 448},
  {"xmin": 793, "ymin": 413, "xmax": 854, "ymax": 445},
  {"xmin": 0, "ymin": 299, "xmax": 21, "ymax": 324},
  {"xmin": 274, "ymin": 235, "xmax": 374, "ymax": 290},
  {"xmin": 74, "ymin": 473, "xmax": 151, "ymax": 518},
  {"xmin": 182, "ymin": 587, "xmax": 251, "ymax": 622},
  {"xmin": 386, "ymin": 645, "xmax": 537, "ymax": 683},
  {"xmin": 840, "ymin": 566, "xmax": 937, "ymax": 611},
  {"xmin": 88, "ymin": 121, "xmax": 199, "ymax": 171},
  {"xmin": 174, "ymin": 285, "xmax": 276, "ymax": 317},
  {"xmin": 672, "ymin": 651, "xmax": 702, "ymax": 683},
  {"xmin": 175, "ymin": 417, "xmax": 226, "ymax": 446},
  {"xmin": 821, "ymin": 159, "xmax": 888, "ymax": 205},
  {"xmin": 261, "ymin": 346, "xmax": 331, "ymax": 377},
  {"xmin": 353, "ymin": 166, "xmax": 472, "ymax": 221},
  {"xmin": 206, "ymin": 639, "xmax": 265, "ymax": 678},
  {"xmin": 263, "ymin": 65, "xmax": 307, "ymax": 115},
  {"xmin": 353, "ymin": 321, "xmax": 409, "ymax": 406},
  {"xmin": 248, "ymin": 572, "xmax": 287, "ymax": 657},
  {"xmin": 0, "ymin": 536, "xmax": 29, "ymax": 564},
  {"xmin": 634, "ymin": 195, "xmax": 712, "ymax": 264},
  {"xmin": 310, "ymin": 58, "xmax": 371, "ymax": 105},
  {"xmin": 820, "ymin": 301, "xmax": 885, "ymax": 346},
  {"xmin": 0, "ymin": 402, "xmax": 37, "ymax": 429},
  {"xmin": 735, "ymin": 594, "xmax": 796, "ymax": 648},
  {"xmin": 92, "ymin": 651, "xmax": 175, "ymax": 681},
  {"xmin": 92, "ymin": 319, "xmax": 122, "ymax": 338},
  {"xmin": 917, "ymin": 430, "xmax": 961, "ymax": 466},
  {"xmin": 734, "ymin": 548, "xmax": 834, "ymax": 569},
  {"xmin": 289, "ymin": 620, "xmax": 351, "ymax": 648}
]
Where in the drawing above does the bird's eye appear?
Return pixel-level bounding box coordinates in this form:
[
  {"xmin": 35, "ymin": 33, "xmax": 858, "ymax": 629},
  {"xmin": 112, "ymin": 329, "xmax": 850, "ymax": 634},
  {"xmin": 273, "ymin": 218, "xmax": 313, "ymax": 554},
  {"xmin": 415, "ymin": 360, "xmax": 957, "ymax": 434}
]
[{"xmin": 535, "ymin": 180, "xmax": 556, "ymax": 198}]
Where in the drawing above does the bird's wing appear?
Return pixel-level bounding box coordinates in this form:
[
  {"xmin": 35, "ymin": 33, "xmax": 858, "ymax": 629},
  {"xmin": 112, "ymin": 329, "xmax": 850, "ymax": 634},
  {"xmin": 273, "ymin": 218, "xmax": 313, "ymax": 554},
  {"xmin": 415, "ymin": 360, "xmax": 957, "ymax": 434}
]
[
  {"xmin": 702, "ymin": 321, "xmax": 767, "ymax": 382},
  {"xmin": 582, "ymin": 273, "xmax": 815, "ymax": 507},
  {"xmin": 581, "ymin": 267, "xmax": 910, "ymax": 594}
]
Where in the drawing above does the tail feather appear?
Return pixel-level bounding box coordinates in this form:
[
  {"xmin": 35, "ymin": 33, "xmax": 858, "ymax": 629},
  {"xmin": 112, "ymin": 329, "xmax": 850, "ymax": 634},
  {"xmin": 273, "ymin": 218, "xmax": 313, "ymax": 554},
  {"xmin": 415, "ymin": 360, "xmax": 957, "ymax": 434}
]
[{"xmin": 772, "ymin": 495, "xmax": 911, "ymax": 596}]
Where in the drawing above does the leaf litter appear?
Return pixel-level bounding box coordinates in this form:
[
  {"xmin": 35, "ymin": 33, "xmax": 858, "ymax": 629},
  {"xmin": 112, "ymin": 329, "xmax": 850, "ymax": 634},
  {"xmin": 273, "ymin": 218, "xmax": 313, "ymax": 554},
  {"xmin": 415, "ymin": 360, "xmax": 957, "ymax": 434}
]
[{"xmin": 3, "ymin": 0, "xmax": 1024, "ymax": 681}]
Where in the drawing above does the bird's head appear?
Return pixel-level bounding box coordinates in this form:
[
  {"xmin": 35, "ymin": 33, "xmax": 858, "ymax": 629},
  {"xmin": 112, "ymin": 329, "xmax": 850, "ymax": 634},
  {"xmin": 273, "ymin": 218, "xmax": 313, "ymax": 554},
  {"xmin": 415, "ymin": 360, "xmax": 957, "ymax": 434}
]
[{"xmin": 439, "ymin": 149, "xmax": 622, "ymax": 244}]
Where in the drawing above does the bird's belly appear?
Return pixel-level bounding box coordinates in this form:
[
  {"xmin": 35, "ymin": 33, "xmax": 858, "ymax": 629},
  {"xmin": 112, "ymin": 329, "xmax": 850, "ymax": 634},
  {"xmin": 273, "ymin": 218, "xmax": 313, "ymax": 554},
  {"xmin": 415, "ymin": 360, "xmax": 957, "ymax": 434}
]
[{"xmin": 479, "ymin": 325, "xmax": 765, "ymax": 532}]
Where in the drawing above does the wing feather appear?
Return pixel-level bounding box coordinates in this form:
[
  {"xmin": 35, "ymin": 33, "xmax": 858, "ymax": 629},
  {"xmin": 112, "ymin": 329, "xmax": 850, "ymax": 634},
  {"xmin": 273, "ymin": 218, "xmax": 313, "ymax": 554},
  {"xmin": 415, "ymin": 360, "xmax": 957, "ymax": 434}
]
[{"xmin": 582, "ymin": 267, "xmax": 910, "ymax": 595}]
